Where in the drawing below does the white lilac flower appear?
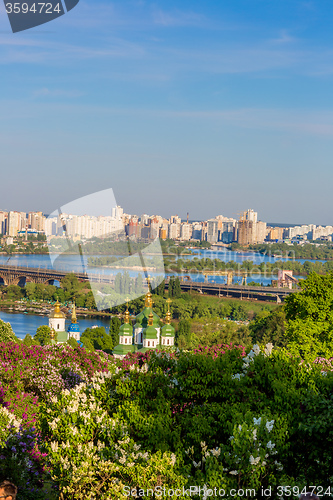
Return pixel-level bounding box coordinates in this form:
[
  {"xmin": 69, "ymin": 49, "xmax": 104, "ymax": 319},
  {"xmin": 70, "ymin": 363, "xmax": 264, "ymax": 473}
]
[
  {"xmin": 253, "ymin": 429, "xmax": 257, "ymax": 440},
  {"xmin": 266, "ymin": 420, "xmax": 275, "ymax": 432},
  {"xmin": 238, "ymin": 424, "xmax": 242, "ymax": 431},
  {"xmin": 266, "ymin": 441, "xmax": 275, "ymax": 450},
  {"xmin": 249, "ymin": 455, "xmax": 260, "ymax": 465},
  {"xmin": 252, "ymin": 344, "xmax": 261, "ymax": 355},
  {"xmin": 210, "ymin": 447, "xmax": 221, "ymax": 457},
  {"xmin": 49, "ymin": 420, "xmax": 58, "ymax": 431},
  {"xmin": 170, "ymin": 453, "xmax": 177, "ymax": 465},
  {"xmin": 229, "ymin": 470, "xmax": 238, "ymax": 475},
  {"xmin": 253, "ymin": 417, "xmax": 262, "ymax": 426},
  {"xmin": 232, "ymin": 373, "xmax": 242, "ymax": 380},
  {"xmin": 50, "ymin": 441, "xmax": 59, "ymax": 453},
  {"xmin": 193, "ymin": 461, "xmax": 201, "ymax": 468},
  {"xmin": 264, "ymin": 343, "xmax": 274, "ymax": 356},
  {"xmin": 141, "ymin": 363, "xmax": 149, "ymax": 373}
]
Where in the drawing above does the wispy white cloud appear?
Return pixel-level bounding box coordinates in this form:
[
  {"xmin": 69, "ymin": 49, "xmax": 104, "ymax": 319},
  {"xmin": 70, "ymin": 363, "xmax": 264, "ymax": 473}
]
[
  {"xmin": 151, "ymin": 8, "xmax": 207, "ymax": 28},
  {"xmin": 33, "ymin": 88, "xmax": 85, "ymax": 98},
  {"xmin": 0, "ymin": 33, "xmax": 146, "ymax": 64},
  {"xmin": 5, "ymin": 99, "xmax": 332, "ymax": 138},
  {"xmin": 270, "ymin": 30, "xmax": 297, "ymax": 44},
  {"xmin": 156, "ymin": 107, "xmax": 333, "ymax": 137}
]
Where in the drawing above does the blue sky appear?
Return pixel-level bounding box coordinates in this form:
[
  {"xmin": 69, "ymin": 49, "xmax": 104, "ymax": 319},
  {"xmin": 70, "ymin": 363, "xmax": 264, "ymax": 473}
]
[{"xmin": 0, "ymin": 0, "xmax": 333, "ymax": 223}]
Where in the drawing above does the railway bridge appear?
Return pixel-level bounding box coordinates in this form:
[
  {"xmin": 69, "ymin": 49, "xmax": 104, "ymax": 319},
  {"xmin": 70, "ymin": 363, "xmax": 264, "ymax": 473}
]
[
  {"xmin": 0, "ymin": 265, "xmax": 114, "ymax": 287},
  {"xmin": 176, "ymin": 281, "xmax": 296, "ymax": 303},
  {"xmin": 0, "ymin": 265, "xmax": 297, "ymax": 303}
]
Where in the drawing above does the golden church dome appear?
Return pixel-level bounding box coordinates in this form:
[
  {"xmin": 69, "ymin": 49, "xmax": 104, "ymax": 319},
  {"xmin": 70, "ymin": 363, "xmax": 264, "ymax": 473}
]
[{"xmin": 49, "ymin": 300, "xmax": 66, "ymax": 319}]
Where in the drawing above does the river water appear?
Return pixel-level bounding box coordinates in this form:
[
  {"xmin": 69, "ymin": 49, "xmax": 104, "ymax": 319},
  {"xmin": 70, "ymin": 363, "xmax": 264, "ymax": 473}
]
[{"xmin": 0, "ymin": 309, "xmax": 111, "ymax": 341}]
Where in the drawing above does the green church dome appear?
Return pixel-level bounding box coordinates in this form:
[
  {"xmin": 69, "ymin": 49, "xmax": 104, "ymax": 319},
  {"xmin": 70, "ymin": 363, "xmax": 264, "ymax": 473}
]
[
  {"xmin": 161, "ymin": 324, "xmax": 175, "ymax": 337},
  {"xmin": 135, "ymin": 307, "xmax": 160, "ymax": 328},
  {"xmin": 119, "ymin": 323, "xmax": 133, "ymax": 335},
  {"xmin": 143, "ymin": 324, "xmax": 158, "ymax": 340}
]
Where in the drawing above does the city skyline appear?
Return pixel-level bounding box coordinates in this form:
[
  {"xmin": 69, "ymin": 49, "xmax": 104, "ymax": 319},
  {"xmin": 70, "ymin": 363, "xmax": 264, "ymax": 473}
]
[
  {"xmin": 0, "ymin": 204, "xmax": 330, "ymax": 229},
  {"xmin": 1, "ymin": 206, "xmax": 333, "ymax": 245},
  {"xmin": 1, "ymin": 1, "xmax": 333, "ymax": 222}
]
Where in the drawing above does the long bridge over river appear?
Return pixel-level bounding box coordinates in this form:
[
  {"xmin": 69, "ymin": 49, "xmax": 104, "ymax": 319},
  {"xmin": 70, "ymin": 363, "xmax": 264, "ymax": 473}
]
[
  {"xmin": 0, "ymin": 265, "xmax": 114, "ymax": 287},
  {"xmin": 0, "ymin": 265, "xmax": 296, "ymax": 303},
  {"xmin": 176, "ymin": 280, "xmax": 295, "ymax": 303}
]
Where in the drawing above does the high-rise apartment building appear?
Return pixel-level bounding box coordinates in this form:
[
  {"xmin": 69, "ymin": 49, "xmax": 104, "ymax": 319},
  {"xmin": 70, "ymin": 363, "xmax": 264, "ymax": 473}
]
[
  {"xmin": 28, "ymin": 211, "xmax": 45, "ymax": 232},
  {"xmin": 192, "ymin": 223, "xmax": 203, "ymax": 240},
  {"xmin": 170, "ymin": 215, "xmax": 181, "ymax": 224},
  {"xmin": 267, "ymin": 227, "xmax": 284, "ymax": 241},
  {"xmin": 168, "ymin": 223, "xmax": 180, "ymax": 239},
  {"xmin": 111, "ymin": 206, "xmax": 123, "ymax": 219},
  {"xmin": 207, "ymin": 219, "xmax": 219, "ymax": 243},
  {"xmin": 7, "ymin": 211, "xmax": 23, "ymax": 237},
  {"xmin": 237, "ymin": 210, "xmax": 264, "ymax": 245},
  {"xmin": 255, "ymin": 221, "xmax": 267, "ymax": 244},
  {"xmin": 180, "ymin": 223, "xmax": 193, "ymax": 241},
  {"xmin": 0, "ymin": 211, "xmax": 7, "ymax": 235}
]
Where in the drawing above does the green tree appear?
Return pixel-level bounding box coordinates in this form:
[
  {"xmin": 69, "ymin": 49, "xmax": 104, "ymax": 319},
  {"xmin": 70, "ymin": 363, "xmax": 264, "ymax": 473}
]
[
  {"xmin": 84, "ymin": 292, "xmax": 96, "ymax": 310},
  {"xmin": 67, "ymin": 337, "xmax": 79, "ymax": 349},
  {"xmin": 44, "ymin": 285, "xmax": 57, "ymax": 301},
  {"xmin": 5, "ymin": 285, "xmax": 24, "ymax": 300},
  {"xmin": 23, "ymin": 334, "xmax": 34, "ymax": 346},
  {"xmin": 249, "ymin": 307, "xmax": 287, "ymax": 347},
  {"xmin": 284, "ymin": 272, "xmax": 333, "ymax": 360},
  {"xmin": 109, "ymin": 317, "xmax": 121, "ymax": 346},
  {"xmin": 168, "ymin": 277, "xmax": 182, "ymax": 298},
  {"xmin": 173, "ymin": 277, "xmax": 182, "ymax": 298},
  {"xmin": 81, "ymin": 327, "xmax": 113, "ymax": 352},
  {"xmin": 25, "ymin": 282, "xmax": 36, "ymax": 301},
  {"xmin": 152, "ymin": 278, "xmax": 165, "ymax": 297},
  {"xmin": 61, "ymin": 273, "xmax": 80, "ymax": 300},
  {"xmin": 230, "ymin": 304, "xmax": 248, "ymax": 322},
  {"xmin": 168, "ymin": 277, "xmax": 174, "ymax": 298},
  {"xmin": 80, "ymin": 336, "xmax": 95, "ymax": 352},
  {"xmin": 176, "ymin": 319, "xmax": 191, "ymax": 349},
  {"xmin": 135, "ymin": 274, "xmax": 144, "ymax": 295},
  {"xmin": 34, "ymin": 325, "xmax": 51, "ymax": 346},
  {"xmin": 0, "ymin": 319, "xmax": 17, "ymax": 343}
]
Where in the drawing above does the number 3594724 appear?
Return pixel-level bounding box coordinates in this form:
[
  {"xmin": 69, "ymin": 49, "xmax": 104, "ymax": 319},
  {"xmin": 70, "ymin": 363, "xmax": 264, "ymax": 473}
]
[{"xmin": 5, "ymin": 3, "xmax": 62, "ymax": 14}]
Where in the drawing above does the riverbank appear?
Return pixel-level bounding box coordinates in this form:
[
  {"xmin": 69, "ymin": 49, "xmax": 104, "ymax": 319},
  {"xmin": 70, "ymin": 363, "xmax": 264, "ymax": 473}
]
[
  {"xmin": 0, "ymin": 300, "xmax": 113, "ymax": 318},
  {"xmin": 228, "ymin": 243, "xmax": 333, "ymax": 261}
]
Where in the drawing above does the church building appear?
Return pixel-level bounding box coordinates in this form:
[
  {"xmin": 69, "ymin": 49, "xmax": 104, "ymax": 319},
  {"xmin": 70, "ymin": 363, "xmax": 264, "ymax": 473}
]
[
  {"xmin": 49, "ymin": 300, "xmax": 81, "ymax": 344},
  {"xmin": 113, "ymin": 287, "xmax": 175, "ymax": 359}
]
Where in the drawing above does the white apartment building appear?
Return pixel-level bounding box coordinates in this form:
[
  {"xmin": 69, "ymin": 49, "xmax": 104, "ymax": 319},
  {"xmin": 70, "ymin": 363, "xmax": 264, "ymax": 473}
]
[
  {"xmin": 180, "ymin": 223, "xmax": 193, "ymax": 241},
  {"xmin": 0, "ymin": 211, "xmax": 7, "ymax": 235},
  {"xmin": 245, "ymin": 209, "xmax": 258, "ymax": 224},
  {"xmin": 168, "ymin": 223, "xmax": 180, "ymax": 239},
  {"xmin": 44, "ymin": 212, "xmax": 124, "ymax": 239},
  {"xmin": 8, "ymin": 211, "xmax": 25, "ymax": 237}
]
